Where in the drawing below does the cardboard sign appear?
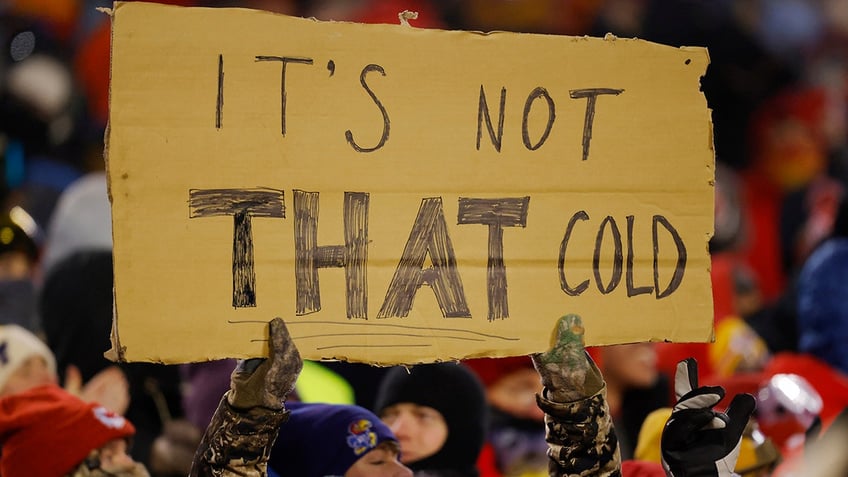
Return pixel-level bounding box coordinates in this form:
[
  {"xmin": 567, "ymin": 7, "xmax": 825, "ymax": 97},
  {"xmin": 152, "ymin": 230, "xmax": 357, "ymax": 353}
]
[{"xmin": 106, "ymin": 1, "xmax": 714, "ymax": 365}]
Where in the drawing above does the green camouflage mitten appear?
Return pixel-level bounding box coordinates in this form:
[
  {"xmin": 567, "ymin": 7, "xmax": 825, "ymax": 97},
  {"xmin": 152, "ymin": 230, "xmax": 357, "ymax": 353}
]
[
  {"xmin": 531, "ymin": 314, "xmax": 603, "ymax": 402},
  {"xmin": 227, "ymin": 317, "xmax": 302, "ymax": 411}
]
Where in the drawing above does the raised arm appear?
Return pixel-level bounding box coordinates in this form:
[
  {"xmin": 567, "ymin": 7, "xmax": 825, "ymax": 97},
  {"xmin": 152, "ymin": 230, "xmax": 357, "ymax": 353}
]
[
  {"xmin": 531, "ymin": 314, "xmax": 621, "ymax": 477},
  {"xmin": 190, "ymin": 317, "xmax": 302, "ymax": 477}
]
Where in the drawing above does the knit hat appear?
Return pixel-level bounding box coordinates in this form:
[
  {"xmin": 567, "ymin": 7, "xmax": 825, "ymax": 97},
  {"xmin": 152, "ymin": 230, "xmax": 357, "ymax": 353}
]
[
  {"xmin": 41, "ymin": 172, "xmax": 112, "ymax": 279},
  {"xmin": 0, "ymin": 324, "xmax": 56, "ymax": 394},
  {"xmin": 269, "ymin": 402, "xmax": 399, "ymax": 477},
  {"xmin": 374, "ymin": 363, "xmax": 487, "ymax": 476},
  {"xmin": 0, "ymin": 385, "xmax": 135, "ymax": 476}
]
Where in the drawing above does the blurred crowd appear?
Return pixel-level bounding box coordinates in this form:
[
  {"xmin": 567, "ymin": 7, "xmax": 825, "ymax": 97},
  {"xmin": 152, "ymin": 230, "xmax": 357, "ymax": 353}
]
[{"xmin": 2, "ymin": 0, "xmax": 848, "ymax": 476}]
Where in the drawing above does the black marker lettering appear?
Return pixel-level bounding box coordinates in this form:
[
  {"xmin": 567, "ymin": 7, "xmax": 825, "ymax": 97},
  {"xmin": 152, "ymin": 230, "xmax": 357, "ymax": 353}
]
[
  {"xmin": 477, "ymin": 85, "xmax": 506, "ymax": 152},
  {"xmin": 569, "ymin": 88, "xmax": 624, "ymax": 161},
  {"xmin": 457, "ymin": 197, "xmax": 530, "ymax": 320},
  {"xmin": 378, "ymin": 197, "xmax": 471, "ymax": 319},
  {"xmin": 559, "ymin": 210, "xmax": 590, "ymax": 296},
  {"xmin": 653, "ymin": 215, "xmax": 687, "ymax": 298},
  {"xmin": 345, "ymin": 64, "xmax": 390, "ymax": 152},
  {"xmin": 522, "ymin": 87, "xmax": 555, "ymax": 151},
  {"xmin": 593, "ymin": 215, "xmax": 623, "ymax": 294},
  {"xmin": 626, "ymin": 215, "xmax": 653, "ymax": 297},
  {"xmin": 255, "ymin": 56, "xmax": 314, "ymax": 136},
  {"xmin": 216, "ymin": 54, "xmax": 224, "ymax": 129},
  {"xmin": 293, "ymin": 190, "xmax": 369, "ymax": 318},
  {"xmin": 188, "ymin": 188, "xmax": 286, "ymax": 307}
]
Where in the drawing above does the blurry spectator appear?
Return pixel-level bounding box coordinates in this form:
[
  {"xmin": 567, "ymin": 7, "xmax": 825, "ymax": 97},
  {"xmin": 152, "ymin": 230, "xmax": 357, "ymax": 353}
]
[
  {"xmin": 39, "ymin": 171, "xmax": 110, "ymax": 277},
  {"xmin": 756, "ymin": 373, "xmax": 822, "ymax": 455},
  {"xmin": 0, "ymin": 17, "xmax": 87, "ymax": 227},
  {"xmin": 0, "ymin": 207, "xmax": 39, "ymax": 331},
  {"xmin": 0, "ymin": 323, "xmax": 56, "ymax": 397},
  {"xmin": 772, "ymin": 405, "xmax": 848, "ymax": 476},
  {"xmin": 762, "ymin": 352, "xmax": 848, "ymax": 431},
  {"xmin": 0, "ymin": 385, "xmax": 147, "ymax": 477},
  {"xmin": 465, "ymin": 356, "xmax": 547, "ymax": 477},
  {"xmin": 590, "ymin": 343, "xmax": 670, "ymax": 460},
  {"xmin": 269, "ymin": 401, "xmax": 412, "ymax": 477},
  {"xmin": 38, "ymin": 172, "xmax": 184, "ymax": 468},
  {"xmin": 796, "ymin": 195, "xmax": 848, "ymax": 375},
  {"xmin": 708, "ymin": 316, "xmax": 770, "ymax": 379},
  {"xmin": 0, "ymin": 323, "xmax": 129, "ymax": 413},
  {"xmin": 779, "ymin": 174, "xmax": 844, "ymax": 275}
]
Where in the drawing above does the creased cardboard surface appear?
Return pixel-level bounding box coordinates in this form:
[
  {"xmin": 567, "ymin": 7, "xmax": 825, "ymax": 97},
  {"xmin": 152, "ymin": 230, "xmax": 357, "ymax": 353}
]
[{"xmin": 107, "ymin": 1, "xmax": 714, "ymax": 364}]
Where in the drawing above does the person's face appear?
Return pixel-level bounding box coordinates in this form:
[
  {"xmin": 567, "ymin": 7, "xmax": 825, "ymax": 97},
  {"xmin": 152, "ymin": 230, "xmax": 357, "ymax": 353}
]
[
  {"xmin": 0, "ymin": 251, "xmax": 32, "ymax": 280},
  {"xmin": 600, "ymin": 342, "xmax": 658, "ymax": 388},
  {"xmin": 345, "ymin": 441, "xmax": 413, "ymax": 477},
  {"xmin": 0, "ymin": 355, "xmax": 56, "ymax": 396},
  {"xmin": 486, "ymin": 368, "xmax": 544, "ymax": 421},
  {"xmin": 380, "ymin": 403, "xmax": 448, "ymax": 464}
]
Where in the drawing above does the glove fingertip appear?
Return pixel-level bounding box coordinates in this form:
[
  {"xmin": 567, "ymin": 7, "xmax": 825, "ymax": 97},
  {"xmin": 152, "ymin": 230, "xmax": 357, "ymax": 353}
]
[
  {"xmin": 726, "ymin": 393, "xmax": 756, "ymax": 420},
  {"xmin": 674, "ymin": 358, "xmax": 699, "ymax": 399},
  {"xmin": 269, "ymin": 317, "xmax": 285, "ymax": 336}
]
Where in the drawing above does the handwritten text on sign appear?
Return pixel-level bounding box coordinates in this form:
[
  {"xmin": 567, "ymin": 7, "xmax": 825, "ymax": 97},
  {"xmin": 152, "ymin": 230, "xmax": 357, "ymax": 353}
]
[{"xmin": 106, "ymin": 2, "xmax": 714, "ymax": 364}]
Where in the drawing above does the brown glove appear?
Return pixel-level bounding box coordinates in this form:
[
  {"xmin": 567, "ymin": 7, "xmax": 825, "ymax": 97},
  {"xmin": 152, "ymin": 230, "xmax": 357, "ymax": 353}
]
[
  {"xmin": 227, "ymin": 317, "xmax": 302, "ymax": 410},
  {"xmin": 531, "ymin": 314, "xmax": 603, "ymax": 402}
]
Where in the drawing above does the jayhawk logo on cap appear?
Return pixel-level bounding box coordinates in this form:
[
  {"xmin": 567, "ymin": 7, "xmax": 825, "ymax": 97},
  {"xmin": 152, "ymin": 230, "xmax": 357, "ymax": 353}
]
[{"xmin": 346, "ymin": 418, "xmax": 378, "ymax": 455}]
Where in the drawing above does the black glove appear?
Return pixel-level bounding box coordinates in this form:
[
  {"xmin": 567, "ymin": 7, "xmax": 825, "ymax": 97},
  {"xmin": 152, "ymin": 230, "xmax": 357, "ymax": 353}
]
[{"xmin": 661, "ymin": 358, "xmax": 756, "ymax": 477}]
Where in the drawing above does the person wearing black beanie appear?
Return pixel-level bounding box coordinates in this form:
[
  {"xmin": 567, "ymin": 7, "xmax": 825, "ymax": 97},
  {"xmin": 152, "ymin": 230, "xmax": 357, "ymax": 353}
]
[{"xmin": 374, "ymin": 362, "xmax": 487, "ymax": 477}]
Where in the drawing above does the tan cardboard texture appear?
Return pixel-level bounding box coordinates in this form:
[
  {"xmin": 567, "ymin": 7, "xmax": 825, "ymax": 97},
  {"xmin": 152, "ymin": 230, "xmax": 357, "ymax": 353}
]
[{"xmin": 106, "ymin": 1, "xmax": 715, "ymax": 364}]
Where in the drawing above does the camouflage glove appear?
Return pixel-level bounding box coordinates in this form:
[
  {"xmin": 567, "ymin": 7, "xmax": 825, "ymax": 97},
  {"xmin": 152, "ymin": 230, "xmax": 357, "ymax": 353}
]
[
  {"xmin": 227, "ymin": 317, "xmax": 302, "ymax": 411},
  {"xmin": 661, "ymin": 358, "xmax": 756, "ymax": 477},
  {"xmin": 531, "ymin": 314, "xmax": 603, "ymax": 402}
]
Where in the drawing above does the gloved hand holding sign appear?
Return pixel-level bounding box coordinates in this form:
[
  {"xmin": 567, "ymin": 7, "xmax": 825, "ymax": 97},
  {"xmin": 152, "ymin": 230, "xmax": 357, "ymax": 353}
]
[{"xmin": 228, "ymin": 317, "xmax": 302, "ymax": 411}]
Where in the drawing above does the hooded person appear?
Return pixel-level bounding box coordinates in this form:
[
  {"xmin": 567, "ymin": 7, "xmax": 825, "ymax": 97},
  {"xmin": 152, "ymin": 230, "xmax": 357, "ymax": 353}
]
[
  {"xmin": 374, "ymin": 362, "xmax": 488, "ymax": 477},
  {"xmin": 268, "ymin": 401, "xmax": 411, "ymax": 477},
  {"xmin": 0, "ymin": 385, "xmax": 147, "ymax": 476}
]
